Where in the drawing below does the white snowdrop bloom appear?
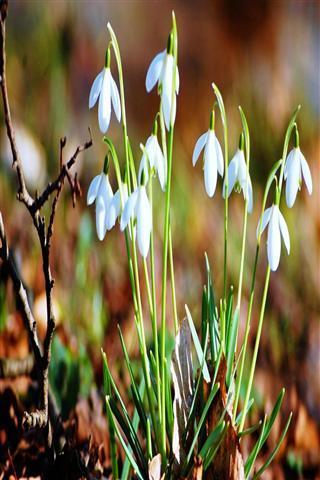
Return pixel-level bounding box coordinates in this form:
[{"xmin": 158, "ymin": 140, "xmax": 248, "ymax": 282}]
[
  {"xmin": 138, "ymin": 135, "xmax": 166, "ymax": 191},
  {"xmin": 257, "ymin": 204, "xmax": 290, "ymax": 272},
  {"xmin": 120, "ymin": 185, "xmax": 152, "ymax": 258},
  {"xmin": 89, "ymin": 50, "xmax": 121, "ymax": 134},
  {"xmin": 146, "ymin": 38, "xmax": 179, "ymax": 131},
  {"xmin": 223, "ymin": 147, "xmax": 253, "ymax": 213},
  {"xmin": 192, "ymin": 125, "xmax": 224, "ymax": 198},
  {"xmin": 108, "ymin": 182, "xmax": 128, "ymax": 226},
  {"xmin": 284, "ymin": 147, "xmax": 312, "ymax": 208},
  {"xmin": 87, "ymin": 172, "xmax": 115, "ymax": 241}
]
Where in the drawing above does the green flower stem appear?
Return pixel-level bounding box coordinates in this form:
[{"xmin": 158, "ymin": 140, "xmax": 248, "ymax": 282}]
[
  {"xmin": 143, "ymin": 258, "xmax": 154, "ymax": 321},
  {"xmin": 239, "ymin": 265, "xmax": 270, "ymax": 433},
  {"xmin": 238, "ymin": 107, "xmax": 300, "ymax": 431},
  {"xmin": 212, "ymin": 83, "xmax": 229, "ymax": 299},
  {"xmin": 169, "ymin": 225, "xmax": 178, "ymax": 333},
  {"xmin": 149, "ymin": 178, "xmax": 162, "ymax": 421},
  {"xmin": 160, "ymin": 124, "xmax": 174, "ymax": 457}
]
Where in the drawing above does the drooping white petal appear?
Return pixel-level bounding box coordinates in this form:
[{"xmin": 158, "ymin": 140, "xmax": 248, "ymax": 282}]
[
  {"xmin": 192, "ymin": 132, "xmax": 208, "ymax": 166},
  {"xmin": 224, "ymin": 153, "xmax": 239, "ymax": 198},
  {"xmin": 267, "ymin": 205, "xmax": 281, "ymax": 271},
  {"xmin": 237, "ymin": 150, "xmax": 247, "ymax": 186},
  {"xmin": 89, "ymin": 70, "xmax": 103, "ymax": 109},
  {"xmin": 87, "ymin": 174, "xmax": 102, "ymax": 205},
  {"xmin": 145, "ymin": 50, "xmax": 165, "ymax": 92},
  {"xmin": 150, "ymin": 136, "xmax": 166, "ymax": 191},
  {"xmin": 138, "ymin": 154, "xmax": 149, "ymax": 186},
  {"xmin": 285, "ymin": 149, "xmax": 300, "ymax": 208},
  {"xmin": 145, "ymin": 135, "xmax": 157, "ymax": 169},
  {"xmin": 161, "ymin": 54, "xmax": 174, "ymax": 130},
  {"xmin": 175, "ymin": 66, "xmax": 180, "ymax": 94},
  {"xmin": 257, "ymin": 206, "xmax": 272, "ymax": 238},
  {"xmin": 136, "ymin": 186, "xmax": 152, "ymax": 257},
  {"xmin": 110, "ymin": 74, "xmax": 121, "ymax": 122},
  {"xmin": 98, "ymin": 69, "xmax": 112, "ymax": 133},
  {"xmin": 246, "ymin": 176, "xmax": 253, "ymax": 214},
  {"xmin": 299, "ymin": 149, "xmax": 313, "ymax": 195},
  {"xmin": 120, "ymin": 189, "xmax": 138, "ymax": 231},
  {"xmin": 203, "ymin": 133, "xmax": 217, "ymax": 197},
  {"xmin": 214, "ymin": 135, "xmax": 224, "ymax": 176},
  {"xmin": 284, "ymin": 149, "xmax": 295, "ymax": 179},
  {"xmin": 278, "ymin": 208, "xmax": 290, "ymax": 255},
  {"xmin": 95, "ymin": 194, "xmax": 107, "ymax": 241}
]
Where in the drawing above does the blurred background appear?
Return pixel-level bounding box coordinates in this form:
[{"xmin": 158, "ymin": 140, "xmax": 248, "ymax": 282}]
[{"xmin": 0, "ymin": 0, "xmax": 319, "ymax": 478}]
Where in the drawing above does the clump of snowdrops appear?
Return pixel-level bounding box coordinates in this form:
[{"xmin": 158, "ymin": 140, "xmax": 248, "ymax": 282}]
[{"xmin": 87, "ymin": 13, "xmax": 312, "ymax": 480}]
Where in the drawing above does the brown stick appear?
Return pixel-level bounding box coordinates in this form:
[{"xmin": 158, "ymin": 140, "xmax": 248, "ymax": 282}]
[{"xmin": 0, "ymin": 0, "xmax": 92, "ymax": 441}]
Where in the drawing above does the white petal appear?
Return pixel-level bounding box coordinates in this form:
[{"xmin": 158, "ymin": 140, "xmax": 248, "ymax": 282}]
[
  {"xmin": 161, "ymin": 54, "xmax": 174, "ymax": 130},
  {"xmin": 145, "ymin": 50, "xmax": 165, "ymax": 92},
  {"xmin": 224, "ymin": 153, "xmax": 239, "ymax": 198},
  {"xmin": 237, "ymin": 150, "xmax": 247, "ymax": 186},
  {"xmin": 204, "ymin": 133, "xmax": 217, "ymax": 197},
  {"xmin": 267, "ymin": 206, "xmax": 281, "ymax": 271},
  {"xmin": 278, "ymin": 208, "xmax": 290, "ymax": 255},
  {"xmin": 285, "ymin": 149, "xmax": 300, "ymax": 208},
  {"xmin": 256, "ymin": 206, "xmax": 272, "ymax": 238},
  {"xmin": 284, "ymin": 149, "xmax": 295, "ymax": 180},
  {"xmin": 120, "ymin": 189, "xmax": 138, "ymax": 231},
  {"xmin": 145, "ymin": 135, "xmax": 156, "ymax": 169},
  {"xmin": 246, "ymin": 176, "xmax": 253, "ymax": 214},
  {"xmin": 95, "ymin": 195, "xmax": 107, "ymax": 241},
  {"xmin": 89, "ymin": 70, "xmax": 103, "ymax": 109},
  {"xmin": 136, "ymin": 186, "xmax": 152, "ymax": 257},
  {"xmin": 192, "ymin": 132, "xmax": 208, "ymax": 166},
  {"xmin": 162, "ymin": 88, "xmax": 172, "ymax": 131},
  {"xmin": 175, "ymin": 66, "xmax": 180, "ymax": 94},
  {"xmin": 98, "ymin": 69, "xmax": 111, "ymax": 133},
  {"xmin": 138, "ymin": 154, "xmax": 149, "ymax": 186},
  {"xmin": 87, "ymin": 174, "xmax": 101, "ymax": 205},
  {"xmin": 299, "ymin": 150, "xmax": 313, "ymax": 195},
  {"xmin": 110, "ymin": 73, "xmax": 121, "ymax": 122},
  {"xmin": 214, "ymin": 135, "xmax": 224, "ymax": 176},
  {"xmin": 152, "ymin": 137, "xmax": 166, "ymax": 191}
]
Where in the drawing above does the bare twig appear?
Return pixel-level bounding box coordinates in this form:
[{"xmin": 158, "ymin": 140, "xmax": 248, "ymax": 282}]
[{"xmin": 0, "ymin": 0, "xmax": 92, "ymax": 442}]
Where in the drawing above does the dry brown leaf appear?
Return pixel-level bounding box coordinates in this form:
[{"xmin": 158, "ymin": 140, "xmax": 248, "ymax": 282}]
[
  {"xmin": 171, "ymin": 317, "xmax": 194, "ymax": 474},
  {"xmin": 187, "ymin": 455, "xmax": 203, "ymax": 479},
  {"xmin": 205, "ymin": 356, "xmax": 245, "ymax": 480}
]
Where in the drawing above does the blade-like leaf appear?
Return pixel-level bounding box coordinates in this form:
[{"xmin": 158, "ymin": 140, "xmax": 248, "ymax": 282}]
[{"xmin": 185, "ymin": 305, "xmax": 210, "ymax": 383}]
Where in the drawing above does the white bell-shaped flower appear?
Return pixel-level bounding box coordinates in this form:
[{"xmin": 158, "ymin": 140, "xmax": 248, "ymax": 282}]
[
  {"xmin": 192, "ymin": 113, "xmax": 224, "ymax": 198},
  {"xmin": 87, "ymin": 171, "xmax": 116, "ymax": 241},
  {"xmin": 89, "ymin": 49, "xmax": 121, "ymax": 134},
  {"xmin": 257, "ymin": 204, "xmax": 290, "ymax": 271},
  {"xmin": 138, "ymin": 135, "xmax": 166, "ymax": 191},
  {"xmin": 120, "ymin": 183, "xmax": 152, "ymax": 258},
  {"xmin": 146, "ymin": 34, "xmax": 179, "ymax": 131},
  {"xmin": 223, "ymin": 138, "xmax": 253, "ymax": 212},
  {"xmin": 284, "ymin": 146, "xmax": 312, "ymax": 208}
]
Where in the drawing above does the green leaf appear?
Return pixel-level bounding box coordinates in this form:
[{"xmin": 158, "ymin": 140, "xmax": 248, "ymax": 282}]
[
  {"xmin": 252, "ymin": 413, "xmax": 292, "ymax": 479},
  {"xmin": 185, "ymin": 304, "xmax": 210, "ymax": 383},
  {"xmin": 106, "ymin": 396, "xmax": 144, "ymax": 480},
  {"xmin": 239, "ymin": 420, "xmax": 262, "ymax": 438},
  {"xmin": 186, "ymin": 382, "xmax": 220, "ymax": 464},
  {"xmin": 199, "ymin": 421, "xmax": 225, "ymax": 459},
  {"xmin": 226, "ymin": 307, "xmax": 239, "ymax": 387},
  {"xmin": 245, "ymin": 415, "xmax": 267, "ymax": 478}
]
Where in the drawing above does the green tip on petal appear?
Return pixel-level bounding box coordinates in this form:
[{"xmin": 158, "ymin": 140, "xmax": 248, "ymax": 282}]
[
  {"xmin": 152, "ymin": 116, "xmax": 158, "ymax": 136},
  {"xmin": 294, "ymin": 124, "xmax": 300, "ymax": 148},
  {"xmin": 209, "ymin": 110, "xmax": 215, "ymax": 131},
  {"xmin": 167, "ymin": 32, "xmax": 174, "ymax": 55},
  {"xmin": 105, "ymin": 46, "xmax": 111, "ymax": 68},
  {"xmin": 239, "ymin": 132, "xmax": 245, "ymax": 151}
]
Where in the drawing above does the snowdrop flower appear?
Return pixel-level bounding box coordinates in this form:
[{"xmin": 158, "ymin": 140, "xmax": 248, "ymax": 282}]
[
  {"xmin": 138, "ymin": 124, "xmax": 166, "ymax": 191},
  {"xmin": 257, "ymin": 204, "xmax": 290, "ymax": 271},
  {"xmin": 192, "ymin": 111, "xmax": 224, "ymax": 197},
  {"xmin": 146, "ymin": 33, "xmax": 179, "ymax": 131},
  {"xmin": 284, "ymin": 129, "xmax": 312, "ymax": 208},
  {"xmin": 223, "ymin": 134, "xmax": 253, "ymax": 212},
  {"xmin": 87, "ymin": 159, "xmax": 116, "ymax": 241},
  {"xmin": 89, "ymin": 48, "xmax": 121, "ymax": 134},
  {"xmin": 120, "ymin": 175, "xmax": 152, "ymax": 258}
]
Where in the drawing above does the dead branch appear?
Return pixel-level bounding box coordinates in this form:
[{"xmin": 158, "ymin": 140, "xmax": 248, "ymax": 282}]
[{"xmin": 0, "ymin": 0, "xmax": 92, "ymax": 443}]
